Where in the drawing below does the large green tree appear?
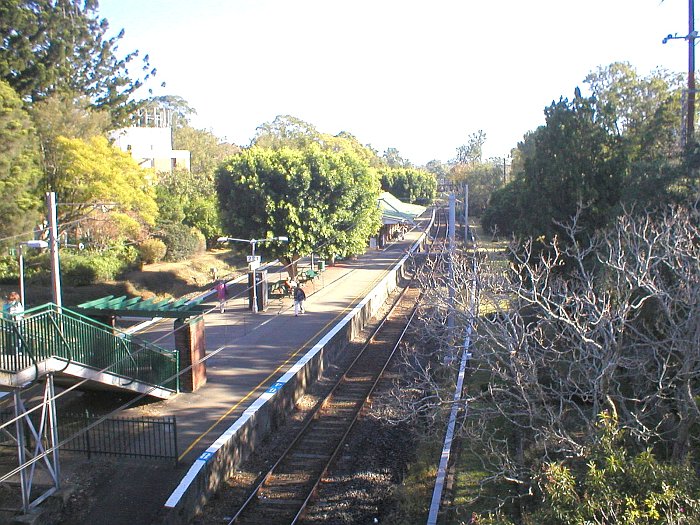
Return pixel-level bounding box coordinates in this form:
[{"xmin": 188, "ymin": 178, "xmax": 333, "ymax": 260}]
[
  {"xmin": 483, "ymin": 93, "xmax": 626, "ymax": 241},
  {"xmin": 0, "ymin": 0, "xmax": 155, "ymax": 125},
  {"xmin": 216, "ymin": 145, "xmax": 382, "ymax": 275},
  {"xmin": 379, "ymin": 166, "xmax": 436, "ymax": 205},
  {"xmin": 0, "ymin": 79, "xmax": 42, "ymax": 242}
]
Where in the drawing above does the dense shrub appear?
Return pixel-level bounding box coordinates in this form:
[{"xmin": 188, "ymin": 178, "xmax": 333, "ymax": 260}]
[
  {"xmin": 137, "ymin": 238, "xmax": 167, "ymax": 265},
  {"xmin": 158, "ymin": 223, "xmax": 204, "ymax": 262},
  {"xmin": 61, "ymin": 245, "xmax": 138, "ymax": 286},
  {"xmin": 0, "ymin": 255, "xmax": 17, "ymax": 284}
]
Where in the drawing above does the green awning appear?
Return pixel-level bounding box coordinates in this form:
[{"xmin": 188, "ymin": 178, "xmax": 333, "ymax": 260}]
[{"xmin": 76, "ymin": 295, "xmax": 207, "ymax": 318}]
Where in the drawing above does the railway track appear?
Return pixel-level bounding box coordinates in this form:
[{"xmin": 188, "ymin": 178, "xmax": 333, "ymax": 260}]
[{"xmin": 225, "ymin": 209, "xmax": 449, "ymax": 525}]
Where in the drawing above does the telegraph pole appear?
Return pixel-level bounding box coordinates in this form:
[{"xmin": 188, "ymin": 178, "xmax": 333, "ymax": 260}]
[
  {"xmin": 46, "ymin": 192, "xmax": 62, "ymax": 309},
  {"xmin": 663, "ymin": 0, "xmax": 697, "ymax": 146},
  {"xmin": 688, "ymin": 0, "xmax": 696, "ymax": 143}
]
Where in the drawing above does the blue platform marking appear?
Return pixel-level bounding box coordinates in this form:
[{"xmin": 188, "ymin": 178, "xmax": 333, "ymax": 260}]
[
  {"xmin": 266, "ymin": 381, "xmax": 285, "ymax": 394},
  {"xmin": 198, "ymin": 451, "xmax": 214, "ymax": 462}
]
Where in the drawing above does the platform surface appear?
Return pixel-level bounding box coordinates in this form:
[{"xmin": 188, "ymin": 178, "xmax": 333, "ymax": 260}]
[{"xmin": 73, "ymin": 226, "xmax": 424, "ymax": 525}]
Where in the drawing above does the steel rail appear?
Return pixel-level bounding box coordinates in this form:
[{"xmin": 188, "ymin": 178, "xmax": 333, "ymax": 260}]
[{"xmin": 226, "ymin": 209, "xmax": 449, "ymax": 525}]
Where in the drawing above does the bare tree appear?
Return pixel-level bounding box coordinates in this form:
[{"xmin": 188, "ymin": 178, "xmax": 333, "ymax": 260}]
[{"xmin": 387, "ymin": 201, "xmax": 700, "ymax": 514}]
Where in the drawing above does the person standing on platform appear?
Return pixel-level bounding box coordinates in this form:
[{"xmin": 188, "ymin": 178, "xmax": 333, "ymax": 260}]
[
  {"xmin": 3, "ymin": 291, "xmax": 23, "ymax": 320},
  {"xmin": 215, "ymin": 280, "xmax": 226, "ymax": 313},
  {"xmin": 293, "ymin": 284, "xmax": 306, "ymax": 316},
  {"xmin": 3, "ymin": 291, "xmax": 24, "ymax": 355}
]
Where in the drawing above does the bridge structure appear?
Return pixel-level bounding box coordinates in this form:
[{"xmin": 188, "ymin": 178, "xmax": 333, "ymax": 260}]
[{"xmin": 0, "ymin": 297, "xmax": 206, "ymax": 514}]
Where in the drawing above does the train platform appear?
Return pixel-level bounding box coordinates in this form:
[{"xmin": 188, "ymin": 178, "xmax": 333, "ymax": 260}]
[{"xmin": 71, "ymin": 224, "xmax": 427, "ymax": 525}]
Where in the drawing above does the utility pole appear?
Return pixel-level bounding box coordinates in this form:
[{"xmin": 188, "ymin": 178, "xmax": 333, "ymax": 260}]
[
  {"xmin": 662, "ymin": 0, "xmax": 697, "ymax": 146},
  {"xmin": 688, "ymin": 0, "xmax": 696, "ymax": 144},
  {"xmin": 448, "ymin": 194, "xmax": 455, "ymax": 332},
  {"xmin": 46, "ymin": 192, "xmax": 62, "ymax": 309}
]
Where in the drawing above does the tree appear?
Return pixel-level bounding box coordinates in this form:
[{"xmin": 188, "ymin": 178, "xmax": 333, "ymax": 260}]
[
  {"xmin": 0, "ymin": 80, "xmax": 42, "ymax": 242},
  {"xmin": 251, "ymin": 115, "xmax": 321, "ymax": 150},
  {"xmin": 449, "ymin": 159, "xmax": 503, "ymax": 216},
  {"xmin": 482, "ymin": 93, "xmax": 626, "ymax": 241},
  {"xmin": 584, "ymin": 62, "xmax": 683, "ymax": 160},
  {"xmin": 141, "ymin": 95, "xmax": 196, "ymax": 128},
  {"xmin": 216, "ymin": 145, "xmax": 382, "ymax": 275},
  {"xmin": 173, "ymin": 125, "xmax": 240, "ymax": 177},
  {"xmin": 30, "ymin": 92, "xmax": 112, "ymax": 193},
  {"xmin": 379, "ymin": 166, "xmax": 436, "ymax": 205},
  {"xmin": 0, "ymin": 0, "xmax": 156, "ymax": 125},
  {"xmin": 52, "ymin": 136, "xmax": 157, "ymax": 243},
  {"xmin": 454, "ymin": 130, "xmax": 487, "ymax": 165},
  {"xmin": 399, "ymin": 201, "xmax": 700, "ymax": 519},
  {"xmin": 382, "ymin": 147, "xmax": 411, "ymax": 168}
]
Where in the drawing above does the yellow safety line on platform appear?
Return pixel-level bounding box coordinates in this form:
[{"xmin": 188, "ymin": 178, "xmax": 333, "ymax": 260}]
[{"xmin": 177, "ymin": 261, "xmax": 396, "ymax": 462}]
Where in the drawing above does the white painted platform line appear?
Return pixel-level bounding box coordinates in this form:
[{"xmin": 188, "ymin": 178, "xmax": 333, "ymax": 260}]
[{"xmin": 164, "ymin": 229, "xmax": 431, "ymax": 510}]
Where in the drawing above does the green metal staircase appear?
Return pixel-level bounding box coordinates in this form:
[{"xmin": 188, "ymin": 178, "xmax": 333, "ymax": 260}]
[{"xmin": 0, "ymin": 303, "xmax": 179, "ymax": 397}]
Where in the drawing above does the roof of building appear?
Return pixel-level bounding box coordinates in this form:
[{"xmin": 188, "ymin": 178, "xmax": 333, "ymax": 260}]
[{"xmin": 378, "ymin": 191, "xmax": 427, "ymax": 225}]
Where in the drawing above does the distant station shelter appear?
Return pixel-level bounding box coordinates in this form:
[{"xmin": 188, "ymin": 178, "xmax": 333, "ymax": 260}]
[{"xmin": 375, "ymin": 191, "xmax": 426, "ymax": 248}]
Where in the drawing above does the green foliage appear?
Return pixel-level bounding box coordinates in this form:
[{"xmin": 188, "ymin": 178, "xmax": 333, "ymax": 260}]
[
  {"xmin": 379, "ymin": 166, "xmax": 436, "ymax": 205},
  {"xmin": 450, "ymin": 160, "xmax": 504, "ymax": 216},
  {"xmin": 154, "ymin": 167, "xmax": 222, "ymax": 246},
  {"xmin": 216, "ymin": 144, "xmax": 382, "ymax": 265},
  {"xmin": 173, "ymin": 124, "xmax": 240, "ymax": 176},
  {"xmin": 0, "ymin": 0, "xmax": 155, "ymax": 126},
  {"xmin": 0, "ymin": 80, "xmax": 42, "ymax": 241},
  {"xmin": 137, "ymin": 238, "xmax": 167, "ymax": 265},
  {"xmin": 483, "ymin": 63, "xmax": 688, "ymax": 240},
  {"xmin": 481, "ymin": 93, "xmax": 625, "ymax": 241},
  {"xmin": 158, "ymin": 223, "xmax": 205, "ymax": 262},
  {"xmin": 526, "ymin": 413, "xmax": 700, "ymax": 525},
  {"xmin": 52, "ymin": 135, "xmax": 158, "ymax": 238},
  {"xmin": 61, "ymin": 245, "xmax": 138, "ymax": 286}
]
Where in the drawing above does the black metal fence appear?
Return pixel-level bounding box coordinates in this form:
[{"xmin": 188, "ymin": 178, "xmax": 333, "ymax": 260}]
[
  {"xmin": 60, "ymin": 412, "xmax": 178, "ymax": 465},
  {"xmin": 0, "ymin": 410, "xmax": 178, "ymax": 465}
]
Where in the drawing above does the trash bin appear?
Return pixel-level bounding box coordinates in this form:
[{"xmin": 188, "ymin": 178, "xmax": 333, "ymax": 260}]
[
  {"xmin": 247, "ymin": 269, "xmax": 268, "ymax": 311},
  {"xmin": 317, "ymin": 260, "xmax": 325, "ymax": 272}
]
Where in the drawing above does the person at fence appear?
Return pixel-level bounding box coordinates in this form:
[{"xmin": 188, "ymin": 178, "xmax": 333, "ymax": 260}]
[
  {"xmin": 215, "ymin": 280, "xmax": 226, "ymax": 313},
  {"xmin": 3, "ymin": 291, "xmax": 24, "ymax": 355},
  {"xmin": 293, "ymin": 284, "xmax": 306, "ymax": 316}
]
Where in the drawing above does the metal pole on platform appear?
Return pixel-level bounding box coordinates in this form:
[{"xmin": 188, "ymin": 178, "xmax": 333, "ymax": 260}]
[{"xmin": 46, "ymin": 192, "xmax": 62, "ymax": 309}]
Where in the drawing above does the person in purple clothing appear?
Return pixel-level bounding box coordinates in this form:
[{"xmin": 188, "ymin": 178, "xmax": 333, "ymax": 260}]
[{"xmin": 215, "ymin": 280, "xmax": 226, "ymax": 313}]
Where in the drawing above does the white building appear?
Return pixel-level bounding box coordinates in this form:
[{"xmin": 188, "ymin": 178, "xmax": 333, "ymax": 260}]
[{"xmin": 110, "ymin": 108, "xmax": 190, "ymax": 174}]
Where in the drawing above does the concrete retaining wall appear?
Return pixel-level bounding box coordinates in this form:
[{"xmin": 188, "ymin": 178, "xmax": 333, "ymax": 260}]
[{"xmin": 161, "ymin": 226, "xmax": 429, "ymax": 525}]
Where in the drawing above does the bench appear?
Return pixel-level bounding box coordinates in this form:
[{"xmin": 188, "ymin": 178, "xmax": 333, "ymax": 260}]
[
  {"xmin": 269, "ymin": 279, "xmax": 293, "ymax": 297},
  {"xmin": 297, "ymin": 268, "xmax": 319, "ymax": 285}
]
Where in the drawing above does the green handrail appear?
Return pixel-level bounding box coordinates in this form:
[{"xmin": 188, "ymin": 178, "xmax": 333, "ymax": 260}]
[{"xmin": 0, "ymin": 303, "xmax": 178, "ymax": 393}]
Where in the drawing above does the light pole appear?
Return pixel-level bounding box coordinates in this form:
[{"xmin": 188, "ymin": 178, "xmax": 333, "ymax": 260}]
[
  {"xmin": 216, "ymin": 236, "xmax": 289, "ymax": 313},
  {"xmin": 18, "ymin": 240, "xmax": 49, "ymax": 306},
  {"xmin": 662, "ymin": 0, "xmax": 697, "ymax": 145}
]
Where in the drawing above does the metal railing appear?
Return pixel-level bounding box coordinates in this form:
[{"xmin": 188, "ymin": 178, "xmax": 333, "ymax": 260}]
[
  {"xmin": 0, "ymin": 409, "xmax": 178, "ymax": 464},
  {"xmin": 60, "ymin": 412, "xmax": 178, "ymax": 464},
  {"xmin": 0, "ymin": 303, "xmax": 179, "ymax": 392}
]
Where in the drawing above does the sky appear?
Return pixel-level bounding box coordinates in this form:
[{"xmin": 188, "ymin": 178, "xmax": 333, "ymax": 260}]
[{"xmin": 97, "ymin": 0, "xmax": 691, "ymax": 166}]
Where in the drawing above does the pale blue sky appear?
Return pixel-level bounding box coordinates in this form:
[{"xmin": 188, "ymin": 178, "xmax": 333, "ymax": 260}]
[{"xmin": 98, "ymin": 0, "xmax": 690, "ymax": 166}]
